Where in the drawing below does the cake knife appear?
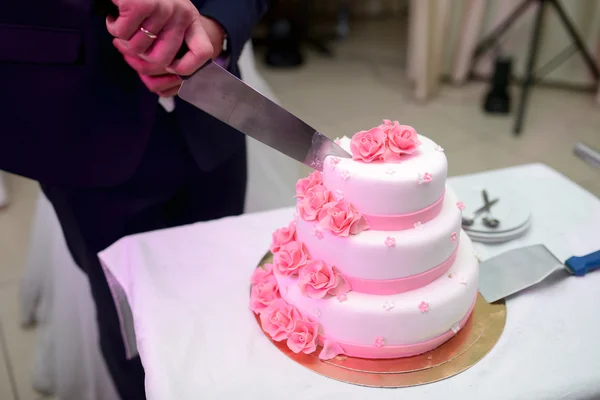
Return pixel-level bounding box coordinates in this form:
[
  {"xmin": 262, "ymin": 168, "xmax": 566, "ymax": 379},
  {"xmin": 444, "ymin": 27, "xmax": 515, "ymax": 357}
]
[
  {"xmin": 176, "ymin": 60, "xmax": 352, "ymax": 171},
  {"xmin": 97, "ymin": 1, "xmax": 352, "ymax": 171}
]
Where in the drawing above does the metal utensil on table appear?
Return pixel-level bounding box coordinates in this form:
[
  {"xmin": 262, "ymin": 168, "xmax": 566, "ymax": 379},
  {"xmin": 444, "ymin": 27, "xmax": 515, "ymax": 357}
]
[
  {"xmin": 478, "ymin": 245, "xmax": 600, "ymax": 303},
  {"xmin": 574, "ymin": 142, "xmax": 600, "ymax": 169},
  {"xmin": 481, "ymin": 190, "xmax": 500, "ymax": 228},
  {"xmin": 462, "ymin": 198, "xmax": 500, "ymax": 227},
  {"xmin": 98, "ymin": 0, "xmax": 352, "ymax": 171}
]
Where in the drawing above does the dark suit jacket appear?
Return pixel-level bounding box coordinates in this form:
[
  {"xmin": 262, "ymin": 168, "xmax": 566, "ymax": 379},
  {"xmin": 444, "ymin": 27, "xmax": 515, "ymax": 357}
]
[{"xmin": 0, "ymin": 0, "xmax": 268, "ymax": 187}]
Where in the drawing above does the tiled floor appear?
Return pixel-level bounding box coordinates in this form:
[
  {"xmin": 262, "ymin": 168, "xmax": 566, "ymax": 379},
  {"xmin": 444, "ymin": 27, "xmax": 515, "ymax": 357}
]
[{"xmin": 1, "ymin": 18, "xmax": 599, "ymax": 400}]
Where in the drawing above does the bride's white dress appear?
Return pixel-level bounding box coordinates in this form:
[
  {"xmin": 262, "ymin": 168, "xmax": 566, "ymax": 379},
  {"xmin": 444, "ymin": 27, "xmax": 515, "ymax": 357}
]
[{"xmin": 19, "ymin": 42, "xmax": 298, "ymax": 400}]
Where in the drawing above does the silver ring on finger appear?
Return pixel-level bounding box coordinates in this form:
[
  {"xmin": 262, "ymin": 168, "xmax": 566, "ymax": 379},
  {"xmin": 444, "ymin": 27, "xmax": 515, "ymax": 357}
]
[{"xmin": 139, "ymin": 26, "xmax": 158, "ymax": 40}]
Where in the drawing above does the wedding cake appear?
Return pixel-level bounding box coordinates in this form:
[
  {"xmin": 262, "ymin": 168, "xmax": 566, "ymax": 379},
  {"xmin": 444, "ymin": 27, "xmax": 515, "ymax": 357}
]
[{"xmin": 250, "ymin": 121, "xmax": 479, "ymax": 360}]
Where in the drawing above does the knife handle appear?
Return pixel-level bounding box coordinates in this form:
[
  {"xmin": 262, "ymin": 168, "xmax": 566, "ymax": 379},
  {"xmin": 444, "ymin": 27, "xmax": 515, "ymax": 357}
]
[
  {"xmin": 565, "ymin": 250, "xmax": 600, "ymax": 277},
  {"xmin": 94, "ymin": 0, "xmax": 188, "ymax": 59}
]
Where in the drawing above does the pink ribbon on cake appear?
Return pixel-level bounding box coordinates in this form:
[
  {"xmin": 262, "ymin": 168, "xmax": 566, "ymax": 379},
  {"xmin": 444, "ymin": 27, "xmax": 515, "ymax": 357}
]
[
  {"xmin": 344, "ymin": 242, "xmax": 459, "ymax": 295},
  {"xmin": 362, "ymin": 190, "xmax": 445, "ymax": 231}
]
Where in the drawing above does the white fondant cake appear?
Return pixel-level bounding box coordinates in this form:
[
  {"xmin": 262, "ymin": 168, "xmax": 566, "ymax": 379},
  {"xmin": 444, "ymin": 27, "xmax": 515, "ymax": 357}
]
[{"xmin": 250, "ymin": 121, "xmax": 479, "ymax": 360}]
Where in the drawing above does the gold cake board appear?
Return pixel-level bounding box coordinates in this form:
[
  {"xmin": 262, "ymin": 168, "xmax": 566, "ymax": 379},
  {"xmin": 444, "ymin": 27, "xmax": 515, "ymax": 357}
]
[{"xmin": 255, "ymin": 252, "xmax": 506, "ymax": 387}]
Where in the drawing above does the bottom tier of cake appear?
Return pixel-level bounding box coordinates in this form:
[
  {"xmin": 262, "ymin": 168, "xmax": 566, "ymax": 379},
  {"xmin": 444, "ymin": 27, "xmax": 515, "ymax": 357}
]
[{"xmin": 273, "ymin": 231, "xmax": 479, "ymax": 359}]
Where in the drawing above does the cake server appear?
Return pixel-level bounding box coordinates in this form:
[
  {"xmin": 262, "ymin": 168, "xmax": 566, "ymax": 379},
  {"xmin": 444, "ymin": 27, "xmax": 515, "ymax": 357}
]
[
  {"xmin": 478, "ymin": 245, "xmax": 600, "ymax": 303},
  {"xmin": 177, "ymin": 60, "xmax": 352, "ymax": 171}
]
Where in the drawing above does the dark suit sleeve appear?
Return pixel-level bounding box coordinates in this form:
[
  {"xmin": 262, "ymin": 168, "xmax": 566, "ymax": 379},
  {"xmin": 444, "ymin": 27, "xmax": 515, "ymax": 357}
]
[{"xmin": 197, "ymin": 0, "xmax": 269, "ymax": 68}]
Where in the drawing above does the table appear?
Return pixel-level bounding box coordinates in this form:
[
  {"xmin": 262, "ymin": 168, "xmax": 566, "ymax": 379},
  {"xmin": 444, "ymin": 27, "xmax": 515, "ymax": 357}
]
[{"xmin": 99, "ymin": 163, "xmax": 600, "ymax": 400}]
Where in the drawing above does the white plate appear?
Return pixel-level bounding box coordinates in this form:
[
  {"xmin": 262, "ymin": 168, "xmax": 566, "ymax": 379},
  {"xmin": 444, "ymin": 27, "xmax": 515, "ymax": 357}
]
[
  {"xmin": 464, "ymin": 219, "xmax": 531, "ymax": 243},
  {"xmin": 455, "ymin": 185, "xmax": 532, "ymax": 235}
]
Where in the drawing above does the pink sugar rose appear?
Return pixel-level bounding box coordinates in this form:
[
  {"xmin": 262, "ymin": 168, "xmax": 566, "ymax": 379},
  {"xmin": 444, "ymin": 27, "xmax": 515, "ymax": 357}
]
[
  {"xmin": 274, "ymin": 241, "xmax": 310, "ymax": 276},
  {"xmin": 298, "ymin": 185, "xmax": 333, "ymax": 221},
  {"xmin": 318, "ymin": 200, "xmax": 370, "ymax": 237},
  {"xmin": 269, "ymin": 221, "xmax": 296, "ymax": 254},
  {"xmin": 319, "ymin": 339, "xmax": 344, "ymax": 360},
  {"xmin": 250, "ymin": 263, "xmax": 275, "ymax": 286},
  {"xmin": 250, "ymin": 278, "xmax": 280, "ymax": 314},
  {"xmin": 260, "ymin": 299, "xmax": 302, "ymax": 342},
  {"xmin": 350, "ymin": 126, "xmax": 387, "ymax": 162},
  {"xmin": 297, "ymin": 260, "xmax": 351, "ymax": 299},
  {"xmin": 287, "ymin": 318, "xmax": 319, "ymax": 354},
  {"xmin": 295, "ymin": 171, "xmax": 323, "ymax": 199},
  {"xmin": 384, "ymin": 123, "xmax": 421, "ymax": 161}
]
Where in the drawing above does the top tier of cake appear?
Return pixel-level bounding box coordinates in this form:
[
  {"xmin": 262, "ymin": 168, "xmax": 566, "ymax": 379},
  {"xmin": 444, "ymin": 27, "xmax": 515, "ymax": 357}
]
[{"xmin": 323, "ymin": 132, "xmax": 447, "ymax": 216}]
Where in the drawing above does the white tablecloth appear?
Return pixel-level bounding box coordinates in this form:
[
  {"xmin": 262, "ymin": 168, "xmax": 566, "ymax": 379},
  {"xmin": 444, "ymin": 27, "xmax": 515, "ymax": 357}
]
[{"xmin": 99, "ymin": 163, "xmax": 600, "ymax": 400}]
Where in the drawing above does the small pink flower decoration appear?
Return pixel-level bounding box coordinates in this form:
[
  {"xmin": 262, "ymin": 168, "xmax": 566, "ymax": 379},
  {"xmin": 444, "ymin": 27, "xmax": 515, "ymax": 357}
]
[
  {"xmin": 313, "ymin": 308, "xmax": 322, "ymax": 318},
  {"xmin": 451, "ymin": 232, "xmax": 457, "ymax": 242},
  {"xmin": 341, "ymin": 170, "xmax": 350, "ymax": 181},
  {"xmin": 350, "ymin": 126, "xmax": 387, "ymax": 162},
  {"xmin": 318, "ymin": 200, "xmax": 370, "ymax": 237},
  {"xmin": 374, "ymin": 337, "xmax": 385, "ymax": 347},
  {"xmin": 260, "ymin": 299, "xmax": 301, "ymax": 341},
  {"xmin": 319, "ymin": 339, "xmax": 344, "ymax": 360},
  {"xmin": 269, "ymin": 221, "xmax": 297, "ymax": 254},
  {"xmin": 423, "ymin": 172, "xmax": 432, "ymax": 183},
  {"xmin": 298, "ymin": 184, "xmax": 333, "ymax": 221},
  {"xmin": 419, "ymin": 301, "xmax": 430, "ymax": 313},
  {"xmin": 287, "ymin": 318, "xmax": 319, "ymax": 354},
  {"xmin": 383, "ymin": 300, "xmax": 394, "ymax": 311},
  {"xmin": 331, "ymin": 156, "xmax": 340, "ymax": 166},
  {"xmin": 250, "ymin": 278, "xmax": 280, "ymax": 314},
  {"xmin": 452, "ymin": 322, "xmax": 461, "ymax": 334},
  {"xmin": 274, "ymin": 241, "xmax": 310, "ymax": 276},
  {"xmin": 414, "ymin": 221, "xmax": 423, "ymax": 230},
  {"xmin": 335, "ymin": 189, "xmax": 344, "ymax": 200},
  {"xmin": 456, "ymin": 201, "xmax": 465, "ymax": 210},
  {"xmin": 383, "ymin": 122, "xmax": 421, "ymax": 161},
  {"xmin": 297, "ymin": 260, "xmax": 351, "ymax": 299},
  {"xmin": 250, "ymin": 263, "xmax": 275, "ymax": 286},
  {"xmin": 385, "ymin": 236, "xmax": 396, "ymax": 247},
  {"xmin": 337, "ymin": 293, "xmax": 348, "ymax": 302},
  {"xmin": 311, "ymin": 226, "xmax": 324, "ymax": 240},
  {"xmin": 295, "ymin": 171, "xmax": 323, "ymax": 199}
]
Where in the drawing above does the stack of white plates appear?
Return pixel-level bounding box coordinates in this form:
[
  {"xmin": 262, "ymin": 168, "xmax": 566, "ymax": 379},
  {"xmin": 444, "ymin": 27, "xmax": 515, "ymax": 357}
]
[{"xmin": 453, "ymin": 185, "xmax": 532, "ymax": 244}]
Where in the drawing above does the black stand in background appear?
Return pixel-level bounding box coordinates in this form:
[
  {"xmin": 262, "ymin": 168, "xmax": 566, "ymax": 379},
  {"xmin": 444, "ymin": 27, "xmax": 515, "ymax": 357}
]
[{"xmin": 470, "ymin": 0, "xmax": 600, "ymax": 135}]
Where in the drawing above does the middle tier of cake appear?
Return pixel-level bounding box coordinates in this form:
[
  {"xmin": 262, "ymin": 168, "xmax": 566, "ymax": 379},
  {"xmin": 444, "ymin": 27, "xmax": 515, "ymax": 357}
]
[{"xmin": 296, "ymin": 187, "xmax": 463, "ymax": 290}]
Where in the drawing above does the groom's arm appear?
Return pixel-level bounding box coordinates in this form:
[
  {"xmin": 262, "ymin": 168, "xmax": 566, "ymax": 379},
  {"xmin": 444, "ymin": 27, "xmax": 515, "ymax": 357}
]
[{"xmin": 196, "ymin": 0, "xmax": 270, "ymax": 69}]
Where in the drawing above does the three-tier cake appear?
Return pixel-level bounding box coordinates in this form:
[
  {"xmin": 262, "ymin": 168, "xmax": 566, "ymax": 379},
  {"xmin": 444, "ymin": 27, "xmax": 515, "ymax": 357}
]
[{"xmin": 250, "ymin": 121, "xmax": 479, "ymax": 360}]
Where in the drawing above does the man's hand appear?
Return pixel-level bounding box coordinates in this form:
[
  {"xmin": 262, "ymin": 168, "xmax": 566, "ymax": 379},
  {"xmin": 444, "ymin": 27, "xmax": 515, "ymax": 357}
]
[
  {"xmin": 113, "ymin": 39, "xmax": 182, "ymax": 97},
  {"xmin": 106, "ymin": 0, "xmax": 214, "ymax": 76}
]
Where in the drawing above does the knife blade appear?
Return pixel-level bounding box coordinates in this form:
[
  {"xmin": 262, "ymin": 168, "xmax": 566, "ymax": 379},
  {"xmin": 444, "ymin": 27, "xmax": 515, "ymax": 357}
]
[{"xmin": 177, "ymin": 60, "xmax": 352, "ymax": 171}]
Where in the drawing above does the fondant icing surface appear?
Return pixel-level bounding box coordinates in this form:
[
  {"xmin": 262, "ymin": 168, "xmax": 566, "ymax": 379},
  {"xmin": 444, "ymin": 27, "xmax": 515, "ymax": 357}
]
[
  {"xmin": 275, "ymin": 231, "xmax": 478, "ymax": 349},
  {"xmin": 323, "ymin": 135, "xmax": 447, "ymax": 215},
  {"xmin": 296, "ymin": 187, "xmax": 462, "ymax": 281}
]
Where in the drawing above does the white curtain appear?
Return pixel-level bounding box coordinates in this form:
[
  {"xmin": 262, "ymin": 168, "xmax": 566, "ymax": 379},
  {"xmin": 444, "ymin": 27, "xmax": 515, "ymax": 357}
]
[{"xmin": 19, "ymin": 41, "xmax": 299, "ymax": 400}]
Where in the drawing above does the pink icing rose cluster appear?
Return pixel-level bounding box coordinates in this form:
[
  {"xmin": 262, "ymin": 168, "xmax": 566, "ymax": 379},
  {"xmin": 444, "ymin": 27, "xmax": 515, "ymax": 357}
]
[
  {"xmin": 350, "ymin": 120, "xmax": 421, "ymax": 163},
  {"xmin": 295, "ymin": 171, "xmax": 369, "ymax": 237},
  {"xmin": 269, "ymin": 220, "xmax": 352, "ymax": 299},
  {"xmin": 250, "ymin": 263, "xmax": 345, "ymax": 358},
  {"xmin": 250, "ymin": 223, "xmax": 348, "ymax": 360}
]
